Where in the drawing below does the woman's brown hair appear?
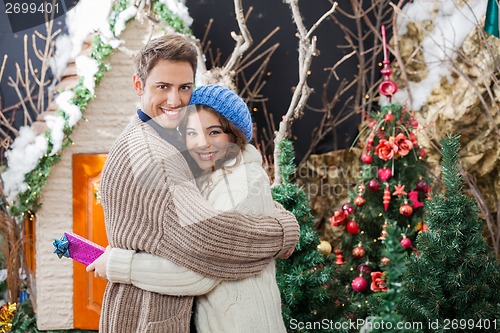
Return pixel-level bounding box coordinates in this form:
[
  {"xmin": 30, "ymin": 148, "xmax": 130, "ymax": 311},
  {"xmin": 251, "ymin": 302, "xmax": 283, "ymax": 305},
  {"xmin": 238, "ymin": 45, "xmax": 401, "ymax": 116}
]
[{"xmin": 179, "ymin": 104, "xmax": 247, "ymax": 174}]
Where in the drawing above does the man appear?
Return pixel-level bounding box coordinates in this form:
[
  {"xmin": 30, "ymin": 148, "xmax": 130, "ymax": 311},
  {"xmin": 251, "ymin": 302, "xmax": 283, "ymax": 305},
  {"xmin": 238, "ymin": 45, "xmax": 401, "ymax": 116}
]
[{"xmin": 87, "ymin": 34, "xmax": 299, "ymax": 333}]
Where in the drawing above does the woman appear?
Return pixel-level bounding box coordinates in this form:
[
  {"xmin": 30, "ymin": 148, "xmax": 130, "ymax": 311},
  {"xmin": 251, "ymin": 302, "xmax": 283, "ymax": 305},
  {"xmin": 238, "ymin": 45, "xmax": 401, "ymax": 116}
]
[{"xmin": 93, "ymin": 85, "xmax": 290, "ymax": 333}]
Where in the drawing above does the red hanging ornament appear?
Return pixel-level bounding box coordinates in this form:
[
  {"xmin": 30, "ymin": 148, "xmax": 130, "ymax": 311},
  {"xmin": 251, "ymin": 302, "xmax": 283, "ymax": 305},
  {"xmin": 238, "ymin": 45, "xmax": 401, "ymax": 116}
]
[
  {"xmin": 384, "ymin": 111, "xmax": 394, "ymax": 122},
  {"xmin": 380, "ymin": 257, "xmax": 391, "ymax": 266},
  {"xmin": 379, "ymin": 220, "xmax": 389, "ymax": 240},
  {"xmin": 346, "ymin": 221, "xmax": 360, "ymax": 235},
  {"xmin": 408, "ymin": 190, "xmax": 424, "ymax": 209},
  {"xmin": 378, "ymin": 25, "xmax": 398, "ymax": 101},
  {"xmin": 342, "ymin": 203, "xmax": 354, "ymax": 215},
  {"xmin": 392, "ymin": 183, "xmax": 407, "ymax": 198},
  {"xmin": 329, "ymin": 210, "xmax": 347, "ymax": 227},
  {"xmin": 361, "ymin": 152, "xmax": 373, "ymax": 164},
  {"xmin": 357, "ymin": 263, "xmax": 372, "ymax": 274},
  {"xmin": 399, "ymin": 201, "xmax": 413, "ymax": 216},
  {"xmin": 334, "ymin": 248, "xmax": 345, "ymax": 265},
  {"xmin": 351, "ymin": 276, "xmax": 368, "ymax": 292},
  {"xmin": 352, "ymin": 245, "xmax": 365, "ymax": 259},
  {"xmin": 378, "ymin": 167, "xmax": 392, "ymax": 181},
  {"xmin": 357, "ymin": 181, "xmax": 366, "ymax": 193},
  {"xmin": 368, "ymin": 178, "xmax": 380, "ymax": 192},
  {"xmin": 416, "ymin": 179, "xmax": 428, "ymax": 192},
  {"xmin": 354, "ymin": 195, "xmax": 366, "ymax": 207},
  {"xmin": 400, "ymin": 235, "xmax": 412, "ymax": 249},
  {"xmin": 383, "ymin": 185, "xmax": 391, "ymax": 211}
]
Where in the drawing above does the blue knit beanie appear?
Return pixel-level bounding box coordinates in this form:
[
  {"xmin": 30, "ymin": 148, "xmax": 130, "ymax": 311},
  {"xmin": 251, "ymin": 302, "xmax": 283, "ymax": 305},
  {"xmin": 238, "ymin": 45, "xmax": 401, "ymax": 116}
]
[{"xmin": 189, "ymin": 85, "xmax": 253, "ymax": 142}]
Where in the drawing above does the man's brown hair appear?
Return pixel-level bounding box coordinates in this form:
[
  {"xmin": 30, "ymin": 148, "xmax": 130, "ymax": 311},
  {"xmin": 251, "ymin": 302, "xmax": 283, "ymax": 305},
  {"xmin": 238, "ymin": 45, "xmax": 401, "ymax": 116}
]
[{"xmin": 134, "ymin": 34, "xmax": 198, "ymax": 83}]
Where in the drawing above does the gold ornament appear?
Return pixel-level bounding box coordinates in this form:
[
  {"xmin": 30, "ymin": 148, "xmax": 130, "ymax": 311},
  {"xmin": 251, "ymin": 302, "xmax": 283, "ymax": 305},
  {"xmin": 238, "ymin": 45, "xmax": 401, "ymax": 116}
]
[
  {"xmin": 0, "ymin": 303, "xmax": 16, "ymax": 333},
  {"xmin": 317, "ymin": 240, "xmax": 332, "ymax": 256}
]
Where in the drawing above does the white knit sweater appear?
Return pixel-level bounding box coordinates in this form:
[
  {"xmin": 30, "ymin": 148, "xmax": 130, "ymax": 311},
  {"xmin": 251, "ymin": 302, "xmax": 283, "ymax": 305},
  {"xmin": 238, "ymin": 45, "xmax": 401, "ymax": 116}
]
[{"xmin": 107, "ymin": 144, "xmax": 287, "ymax": 333}]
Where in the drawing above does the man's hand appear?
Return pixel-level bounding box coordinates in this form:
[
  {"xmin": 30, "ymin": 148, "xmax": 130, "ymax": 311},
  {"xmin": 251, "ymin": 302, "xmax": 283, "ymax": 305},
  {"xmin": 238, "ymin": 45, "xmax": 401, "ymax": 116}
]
[{"xmin": 86, "ymin": 245, "xmax": 112, "ymax": 280}]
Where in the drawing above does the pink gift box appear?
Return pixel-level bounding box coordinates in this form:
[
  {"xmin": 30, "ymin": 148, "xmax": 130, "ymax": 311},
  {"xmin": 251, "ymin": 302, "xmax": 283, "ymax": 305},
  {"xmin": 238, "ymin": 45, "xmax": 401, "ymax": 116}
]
[{"xmin": 64, "ymin": 232, "xmax": 105, "ymax": 266}]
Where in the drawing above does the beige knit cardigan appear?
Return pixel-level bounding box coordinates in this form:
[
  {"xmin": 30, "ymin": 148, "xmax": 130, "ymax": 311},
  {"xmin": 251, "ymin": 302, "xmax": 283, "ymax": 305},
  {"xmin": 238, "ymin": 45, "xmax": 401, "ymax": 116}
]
[{"xmin": 98, "ymin": 116, "xmax": 299, "ymax": 333}]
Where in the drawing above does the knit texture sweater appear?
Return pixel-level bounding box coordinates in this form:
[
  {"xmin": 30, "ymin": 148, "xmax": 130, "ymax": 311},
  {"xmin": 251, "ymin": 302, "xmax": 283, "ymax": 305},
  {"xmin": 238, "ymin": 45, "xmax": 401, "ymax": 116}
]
[
  {"xmin": 99, "ymin": 116, "xmax": 299, "ymax": 333},
  {"xmin": 106, "ymin": 144, "xmax": 287, "ymax": 332}
]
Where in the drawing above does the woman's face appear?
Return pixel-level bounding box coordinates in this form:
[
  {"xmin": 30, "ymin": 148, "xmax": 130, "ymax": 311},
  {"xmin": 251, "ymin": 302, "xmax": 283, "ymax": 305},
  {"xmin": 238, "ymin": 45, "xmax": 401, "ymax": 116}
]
[{"xmin": 185, "ymin": 108, "xmax": 233, "ymax": 171}]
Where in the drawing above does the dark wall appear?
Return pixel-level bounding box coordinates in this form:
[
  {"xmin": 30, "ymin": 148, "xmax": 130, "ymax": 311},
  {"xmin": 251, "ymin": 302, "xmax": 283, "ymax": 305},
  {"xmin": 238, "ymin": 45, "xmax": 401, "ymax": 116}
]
[{"xmin": 186, "ymin": 0, "xmax": 362, "ymax": 162}]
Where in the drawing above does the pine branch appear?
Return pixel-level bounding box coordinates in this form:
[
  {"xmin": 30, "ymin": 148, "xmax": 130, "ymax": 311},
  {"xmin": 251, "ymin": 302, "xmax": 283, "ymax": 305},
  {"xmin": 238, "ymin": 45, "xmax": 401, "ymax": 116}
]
[{"xmin": 439, "ymin": 134, "xmax": 463, "ymax": 195}]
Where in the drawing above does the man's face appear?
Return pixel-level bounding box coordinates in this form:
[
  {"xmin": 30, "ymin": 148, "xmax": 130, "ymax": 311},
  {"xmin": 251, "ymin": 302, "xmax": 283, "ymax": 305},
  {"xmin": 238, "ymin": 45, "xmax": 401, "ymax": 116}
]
[{"xmin": 133, "ymin": 59, "xmax": 194, "ymax": 129}]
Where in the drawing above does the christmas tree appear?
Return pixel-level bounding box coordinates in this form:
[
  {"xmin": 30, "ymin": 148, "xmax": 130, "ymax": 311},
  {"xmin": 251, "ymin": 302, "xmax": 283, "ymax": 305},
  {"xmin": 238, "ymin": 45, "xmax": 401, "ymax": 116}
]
[
  {"xmin": 327, "ymin": 24, "xmax": 432, "ymax": 325},
  {"xmin": 328, "ymin": 101, "xmax": 430, "ymax": 323},
  {"xmin": 272, "ymin": 139, "xmax": 335, "ymax": 332},
  {"xmin": 397, "ymin": 134, "xmax": 500, "ymax": 332}
]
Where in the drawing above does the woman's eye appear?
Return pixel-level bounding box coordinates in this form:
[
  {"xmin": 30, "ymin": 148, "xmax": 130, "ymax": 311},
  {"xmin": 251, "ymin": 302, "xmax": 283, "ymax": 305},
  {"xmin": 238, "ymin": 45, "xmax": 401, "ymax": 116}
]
[
  {"xmin": 209, "ymin": 130, "xmax": 221, "ymax": 136},
  {"xmin": 158, "ymin": 85, "xmax": 167, "ymax": 89},
  {"xmin": 186, "ymin": 131, "xmax": 197, "ymax": 136}
]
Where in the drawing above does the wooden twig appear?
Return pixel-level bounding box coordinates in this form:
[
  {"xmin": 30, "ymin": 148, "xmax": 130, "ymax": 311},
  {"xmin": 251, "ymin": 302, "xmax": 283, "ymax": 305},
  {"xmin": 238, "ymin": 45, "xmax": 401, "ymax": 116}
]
[
  {"xmin": 222, "ymin": 0, "xmax": 253, "ymax": 75},
  {"xmin": 272, "ymin": 1, "xmax": 338, "ymax": 186},
  {"xmin": 463, "ymin": 171, "xmax": 499, "ymax": 259}
]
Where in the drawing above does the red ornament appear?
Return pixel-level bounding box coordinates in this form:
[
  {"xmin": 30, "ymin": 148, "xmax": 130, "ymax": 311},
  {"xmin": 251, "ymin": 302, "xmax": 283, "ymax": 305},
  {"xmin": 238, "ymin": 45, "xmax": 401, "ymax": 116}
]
[
  {"xmin": 352, "ymin": 246, "xmax": 365, "ymax": 259},
  {"xmin": 361, "ymin": 152, "xmax": 373, "ymax": 164},
  {"xmin": 400, "ymin": 236, "xmax": 412, "ymax": 248},
  {"xmin": 419, "ymin": 148, "xmax": 427, "ymax": 158},
  {"xmin": 379, "ymin": 221, "xmax": 389, "ymax": 240},
  {"xmin": 416, "ymin": 179, "xmax": 428, "ymax": 192},
  {"xmin": 399, "ymin": 202, "xmax": 413, "ymax": 216},
  {"xmin": 380, "ymin": 257, "xmax": 391, "ymax": 266},
  {"xmin": 378, "ymin": 167, "xmax": 392, "ymax": 181},
  {"xmin": 383, "ymin": 185, "xmax": 391, "ymax": 211},
  {"xmin": 351, "ymin": 276, "xmax": 368, "ymax": 292},
  {"xmin": 392, "ymin": 183, "xmax": 407, "ymax": 198},
  {"xmin": 334, "ymin": 248, "xmax": 345, "ymax": 265},
  {"xmin": 357, "ymin": 263, "xmax": 372, "ymax": 274},
  {"xmin": 409, "ymin": 118, "xmax": 419, "ymax": 127},
  {"xmin": 354, "ymin": 195, "xmax": 366, "ymax": 207},
  {"xmin": 346, "ymin": 221, "xmax": 360, "ymax": 235},
  {"xmin": 329, "ymin": 210, "xmax": 347, "ymax": 227},
  {"xmin": 368, "ymin": 179, "xmax": 380, "ymax": 192},
  {"xmin": 408, "ymin": 190, "xmax": 424, "ymax": 209},
  {"xmin": 342, "ymin": 203, "xmax": 354, "ymax": 215},
  {"xmin": 384, "ymin": 112, "xmax": 394, "ymax": 122}
]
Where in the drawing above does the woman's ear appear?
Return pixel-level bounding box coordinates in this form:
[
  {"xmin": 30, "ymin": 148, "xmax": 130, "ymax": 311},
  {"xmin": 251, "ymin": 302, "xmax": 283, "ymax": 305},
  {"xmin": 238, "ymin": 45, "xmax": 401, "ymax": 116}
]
[{"xmin": 133, "ymin": 74, "xmax": 144, "ymax": 96}]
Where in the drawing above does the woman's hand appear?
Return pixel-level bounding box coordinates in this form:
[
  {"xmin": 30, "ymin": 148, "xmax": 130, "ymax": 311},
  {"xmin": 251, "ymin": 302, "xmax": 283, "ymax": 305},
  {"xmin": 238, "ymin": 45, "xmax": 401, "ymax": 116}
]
[
  {"xmin": 86, "ymin": 245, "xmax": 112, "ymax": 280},
  {"xmin": 278, "ymin": 247, "xmax": 295, "ymax": 259}
]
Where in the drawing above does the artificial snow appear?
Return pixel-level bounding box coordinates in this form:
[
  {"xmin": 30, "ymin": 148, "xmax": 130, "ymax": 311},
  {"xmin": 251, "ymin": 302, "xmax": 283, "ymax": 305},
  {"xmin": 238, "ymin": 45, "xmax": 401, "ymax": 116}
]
[
  {"xmin": 2, "ymin": 127, "xmax": 49, "ymax": 204},
  {"xmin": 391, "ymin": 0, "xmax": 486, "ymax": 110}
]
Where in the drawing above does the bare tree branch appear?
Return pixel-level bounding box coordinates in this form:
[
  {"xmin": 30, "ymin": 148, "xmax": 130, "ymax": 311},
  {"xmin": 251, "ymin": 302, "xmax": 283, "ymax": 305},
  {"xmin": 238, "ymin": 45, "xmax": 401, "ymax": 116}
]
[
  {"xmin": 222, "ymin": 0, "xmax": 253, "ymax": 76},
  {"xmin": 272, "ymin": 1, "xmax": 338, "ymax": 186}
]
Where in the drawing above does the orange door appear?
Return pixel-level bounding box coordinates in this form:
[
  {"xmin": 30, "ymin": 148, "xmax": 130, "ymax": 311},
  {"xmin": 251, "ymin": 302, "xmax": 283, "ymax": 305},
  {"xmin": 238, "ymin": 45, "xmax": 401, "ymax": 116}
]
[{"xmin": 72, "ymin": 154, "xmax": 108, "ymax": 330}]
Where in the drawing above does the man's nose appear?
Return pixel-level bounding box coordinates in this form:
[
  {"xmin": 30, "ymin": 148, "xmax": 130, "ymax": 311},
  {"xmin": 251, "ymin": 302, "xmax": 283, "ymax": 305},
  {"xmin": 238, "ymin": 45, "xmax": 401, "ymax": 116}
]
[{"xmin": 166, "ymin": 89, "xmax": 181, "ymax": 108}]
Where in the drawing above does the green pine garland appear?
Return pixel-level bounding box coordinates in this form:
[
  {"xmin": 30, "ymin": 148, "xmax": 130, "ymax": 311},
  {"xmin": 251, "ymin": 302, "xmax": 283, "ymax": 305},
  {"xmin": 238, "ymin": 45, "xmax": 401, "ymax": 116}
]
[{"xmin": 272, "ymin": 139, "xmax": 334, "ymax": 332}]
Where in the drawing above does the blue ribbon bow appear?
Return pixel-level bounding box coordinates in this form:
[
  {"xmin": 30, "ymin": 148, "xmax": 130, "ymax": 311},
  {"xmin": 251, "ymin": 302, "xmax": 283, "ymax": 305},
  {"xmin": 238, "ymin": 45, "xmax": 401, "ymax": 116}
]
[{"xmin": 53, "ymin": 234, "xmax": 70, "ymax": 259}]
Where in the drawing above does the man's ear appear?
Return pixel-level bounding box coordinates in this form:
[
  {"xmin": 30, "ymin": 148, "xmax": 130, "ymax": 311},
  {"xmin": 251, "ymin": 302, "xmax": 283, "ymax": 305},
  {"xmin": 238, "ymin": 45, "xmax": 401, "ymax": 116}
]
[{"xmin": 133, "ymin": 74, "xmax": 144, "ymax": 96}]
